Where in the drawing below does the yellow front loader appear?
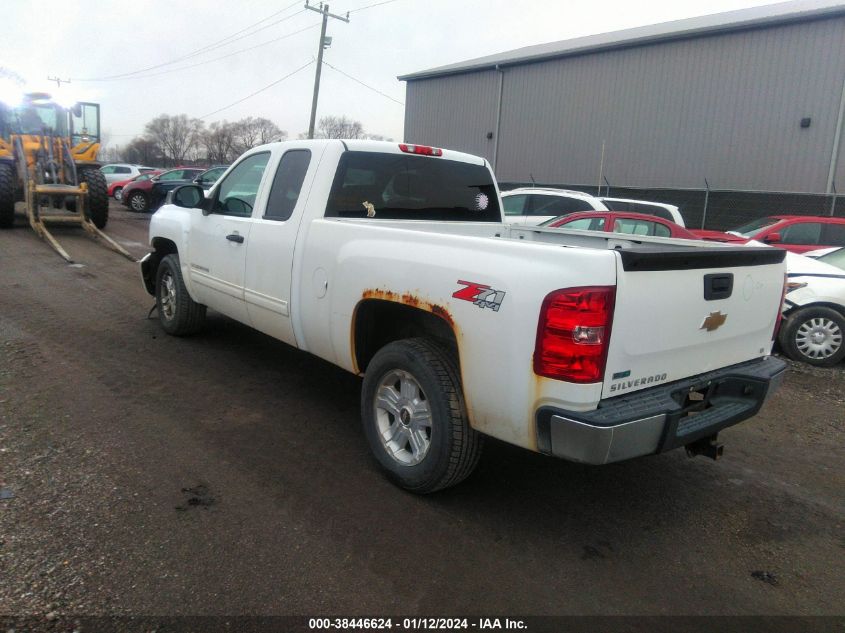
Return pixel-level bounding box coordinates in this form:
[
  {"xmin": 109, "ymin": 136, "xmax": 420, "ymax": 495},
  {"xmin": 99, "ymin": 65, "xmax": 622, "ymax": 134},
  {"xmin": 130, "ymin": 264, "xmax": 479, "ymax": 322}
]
[{"xmin": 0, "ymin": 92, "xmax": 132, "ymax": 262}]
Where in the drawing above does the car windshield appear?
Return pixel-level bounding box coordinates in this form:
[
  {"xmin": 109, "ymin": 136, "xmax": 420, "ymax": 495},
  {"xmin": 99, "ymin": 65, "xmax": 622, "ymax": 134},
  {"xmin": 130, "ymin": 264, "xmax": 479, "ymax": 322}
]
[
  {"xmin": 818, "ymin": 248, "xmax": 845, "ymax": 270},
  {"xmin": 730, "ymin": 217, "xmax": 781, "ymax": 237}
]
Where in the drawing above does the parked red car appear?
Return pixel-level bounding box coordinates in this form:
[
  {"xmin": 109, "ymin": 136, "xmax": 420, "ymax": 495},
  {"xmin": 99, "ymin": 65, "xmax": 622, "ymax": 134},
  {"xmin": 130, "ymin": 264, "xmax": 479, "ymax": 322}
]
[
  {"xmin": 541, "ymin": 211, "xmax": 735, "ymax": 241},
  {"xmin": 108, "ymin": 170, "xmax": 163, "ymax": 201},
  {"xmin": 727, "ymin": 215, "xmax": 845, "ymax": 253}
]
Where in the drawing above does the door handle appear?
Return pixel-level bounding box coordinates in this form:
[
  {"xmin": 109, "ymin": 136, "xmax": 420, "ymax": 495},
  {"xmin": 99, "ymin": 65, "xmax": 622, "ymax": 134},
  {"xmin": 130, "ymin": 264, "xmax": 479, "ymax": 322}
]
[{"xmin": 226, "ymin": 233, "xmax": 244, "ymax": 243}]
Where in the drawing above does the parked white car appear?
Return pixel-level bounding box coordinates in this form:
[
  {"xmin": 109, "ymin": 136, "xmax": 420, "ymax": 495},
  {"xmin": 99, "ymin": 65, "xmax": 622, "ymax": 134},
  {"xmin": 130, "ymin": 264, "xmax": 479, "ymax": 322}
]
[
  {"xmin": 804, "ymin": 247, "xmax": 844, "ymax": 264},
  {"xmin": 99, "ymin": 163, "xmax": 157, "ymax": 184},
  {"xmin": 779, "ymin": 250, "xmax": 845, "ymax": 366},
  {"xmin": 501, "ymin": 187, "xmax": 608, "ymax": 225},
  {"xmin": 599, "ymin": 197, "xmax": 685, "ymax": 227}
]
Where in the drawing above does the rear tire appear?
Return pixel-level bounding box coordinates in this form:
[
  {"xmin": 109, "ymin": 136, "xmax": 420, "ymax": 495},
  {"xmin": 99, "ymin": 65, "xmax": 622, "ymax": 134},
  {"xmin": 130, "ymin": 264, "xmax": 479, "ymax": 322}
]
[
  {"xmin": 0, "ymin": 163, "xmax": 15, "ymax": 229},
  {"xmin": 361, "ymin": 338, "xmax": 483, "ymax": 493},
  {"xmin": 155, "ymin": 254, "xmax": 206, "ymax": 336},
  {"xmin": 77, "ymin": 167, "xmax": 109, "ymax": 229},
  {"xmin": 113, "ymin": 186, "xmax": 124, "ymax": 201},
  {"xmin": 779, "ymin": 307, "xmax": 845, "ymax": 367}
]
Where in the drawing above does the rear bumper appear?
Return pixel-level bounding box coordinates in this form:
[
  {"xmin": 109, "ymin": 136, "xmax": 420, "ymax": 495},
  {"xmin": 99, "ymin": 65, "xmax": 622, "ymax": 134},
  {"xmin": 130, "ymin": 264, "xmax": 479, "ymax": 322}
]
[{"xmin": 536, "ymin": 356, "xmax": 786, "ymax": 464}]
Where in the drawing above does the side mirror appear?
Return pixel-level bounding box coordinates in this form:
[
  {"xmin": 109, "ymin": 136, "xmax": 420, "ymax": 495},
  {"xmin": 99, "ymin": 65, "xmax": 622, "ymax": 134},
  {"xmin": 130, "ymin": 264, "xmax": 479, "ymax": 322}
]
[
  {"xmin": 192, "ymin": 176, "xmax": 202, "ymax": 184},
  {"xmin": 71, "ymin": 103, "xmax": 82, "ymax": 118},
  {"xmin": 150, "ymin": 175, "xmax": 160, "ymax": 182},
  {"xmin": 170, "ymin": 184, "xmax": 206, "ymax": 210},
  {"xmin": 764, "ymin": 232, "xmax": 782, "ymax": 243}
]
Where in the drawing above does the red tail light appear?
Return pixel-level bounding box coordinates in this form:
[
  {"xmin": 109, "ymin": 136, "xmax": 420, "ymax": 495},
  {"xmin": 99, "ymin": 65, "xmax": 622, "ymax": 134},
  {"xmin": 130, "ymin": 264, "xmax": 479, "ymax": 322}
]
[
  {"xmin": 399, "ymin": 143, "xmax": 442, "ymax": 156},
  {"xmin": 772, "ymin": 274, "xmax": 788, "ymax": 341},
  {"xmin": 534, "ymin": 286, "xmax": 616, "ymax": 383}
]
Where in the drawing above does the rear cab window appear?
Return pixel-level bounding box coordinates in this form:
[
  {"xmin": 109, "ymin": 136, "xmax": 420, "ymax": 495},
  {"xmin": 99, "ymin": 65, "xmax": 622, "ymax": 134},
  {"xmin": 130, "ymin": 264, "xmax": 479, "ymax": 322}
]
[{"xmin": 325, "ymin": 151, "xmax": 501, "ymax": 222}]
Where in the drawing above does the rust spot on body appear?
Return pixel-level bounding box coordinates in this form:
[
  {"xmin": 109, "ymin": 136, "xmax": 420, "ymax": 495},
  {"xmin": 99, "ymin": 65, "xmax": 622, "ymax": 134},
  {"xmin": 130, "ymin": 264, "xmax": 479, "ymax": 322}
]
[{"xmin": 361, "ymin": 288, "xmax": 457, "ymax": 332}]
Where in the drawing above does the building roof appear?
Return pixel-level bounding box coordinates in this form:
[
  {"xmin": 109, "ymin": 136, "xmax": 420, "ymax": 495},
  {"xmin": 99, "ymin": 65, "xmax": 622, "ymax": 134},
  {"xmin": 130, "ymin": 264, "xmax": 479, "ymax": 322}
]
[{"xmin": 398, "ymin": 0, "xmax": 845, "ymax": 81}]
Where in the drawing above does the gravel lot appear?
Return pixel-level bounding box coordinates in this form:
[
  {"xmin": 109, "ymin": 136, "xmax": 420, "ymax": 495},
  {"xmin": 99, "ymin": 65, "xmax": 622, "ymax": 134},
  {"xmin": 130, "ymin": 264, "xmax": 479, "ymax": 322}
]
[{"xmin": 0, "ymin": 203, "xmax": 843, "ymax": 625}]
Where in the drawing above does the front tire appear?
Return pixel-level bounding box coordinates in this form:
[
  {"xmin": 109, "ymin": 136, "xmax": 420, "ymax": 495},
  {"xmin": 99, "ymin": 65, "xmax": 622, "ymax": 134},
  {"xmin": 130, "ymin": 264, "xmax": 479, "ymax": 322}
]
[
  {"xmin": 77, "ymin": 167, "xmax": 109, "ymax": 229},
  {"xmin": 155, "ymin": 254, "xmax": 206, "ymax": 336},
  {"xmin": 128, "ymin": 191, "xmax": 148, "ymax": 213},
  {"xmin": 779, "ymin": 307, "xmax": 845, "ymax": 367},
  {"xmin": 113, "ymin": 186, "xmax": 123, "ymax": 201},
  {"xmin": 0, "ymin": 162, "xmax": 15, "ymax": 229},
  {"xmin": 361, "ymin": 338, "xmax": 483, "ymax": 493}
]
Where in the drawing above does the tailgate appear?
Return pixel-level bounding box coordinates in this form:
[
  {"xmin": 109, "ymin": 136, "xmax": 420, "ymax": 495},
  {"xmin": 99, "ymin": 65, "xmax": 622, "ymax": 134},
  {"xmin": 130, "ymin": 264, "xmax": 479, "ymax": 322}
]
[{"xmin": 603, "ymin": 246, "xmax": 786, "ymax": 399}]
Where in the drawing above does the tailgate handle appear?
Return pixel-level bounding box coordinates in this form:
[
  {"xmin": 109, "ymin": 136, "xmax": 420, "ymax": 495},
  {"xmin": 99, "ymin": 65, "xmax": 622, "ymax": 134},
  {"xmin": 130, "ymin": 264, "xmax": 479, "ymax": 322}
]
[{"xmin": 704, "ymin": 273, "xmax": 733, "ymax": 301}]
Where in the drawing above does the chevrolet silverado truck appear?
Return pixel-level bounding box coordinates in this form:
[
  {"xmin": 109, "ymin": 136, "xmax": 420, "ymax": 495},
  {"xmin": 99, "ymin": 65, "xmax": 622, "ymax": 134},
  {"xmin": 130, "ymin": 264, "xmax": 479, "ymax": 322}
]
[{"xmin": 140, "ymin": 140, "xmax": 787, "ymax": 493}]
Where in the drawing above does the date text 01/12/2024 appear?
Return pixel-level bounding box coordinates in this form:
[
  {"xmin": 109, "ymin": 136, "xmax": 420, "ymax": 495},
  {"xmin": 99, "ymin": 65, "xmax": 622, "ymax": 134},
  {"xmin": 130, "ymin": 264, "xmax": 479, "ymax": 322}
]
[{"xmin": 308, "ymin": 618, "xmax": 527, "ymax": 630}]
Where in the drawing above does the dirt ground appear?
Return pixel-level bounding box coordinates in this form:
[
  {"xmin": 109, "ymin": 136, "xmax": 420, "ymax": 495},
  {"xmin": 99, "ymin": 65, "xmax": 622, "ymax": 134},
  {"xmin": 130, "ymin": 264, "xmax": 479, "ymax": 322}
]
[{"xmin": 0, "ymin": 203, "xmax": 843, "ymax": 621}]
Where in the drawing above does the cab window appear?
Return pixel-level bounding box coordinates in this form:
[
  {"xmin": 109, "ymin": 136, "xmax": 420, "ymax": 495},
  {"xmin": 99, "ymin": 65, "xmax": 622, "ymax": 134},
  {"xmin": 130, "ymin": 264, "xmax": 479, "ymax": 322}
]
[
  {"xmin": 213, "ymin": 152, "xmax": 270, "ymax": 217},
  {"xmin": 265, "ymin": 150, "xmax": 311, "ymax": 221}
]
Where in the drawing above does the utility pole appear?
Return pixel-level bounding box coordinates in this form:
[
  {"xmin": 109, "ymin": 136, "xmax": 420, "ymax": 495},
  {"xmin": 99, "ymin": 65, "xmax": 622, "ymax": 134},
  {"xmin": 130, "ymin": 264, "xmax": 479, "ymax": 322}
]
[
  {"xmin": 47, "ymin": 76, "xmax": 71, "ymax": 89},
  {"xmin": 305, "ymin": 1, "xmax": 349, "ymax": 139}
]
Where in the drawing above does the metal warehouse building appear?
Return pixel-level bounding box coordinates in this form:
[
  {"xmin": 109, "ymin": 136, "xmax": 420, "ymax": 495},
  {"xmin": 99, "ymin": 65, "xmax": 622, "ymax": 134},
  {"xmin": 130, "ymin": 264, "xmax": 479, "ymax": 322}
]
[{"xmin": 399, "ymin": 0, "xmax": 845, "ymax": 227}]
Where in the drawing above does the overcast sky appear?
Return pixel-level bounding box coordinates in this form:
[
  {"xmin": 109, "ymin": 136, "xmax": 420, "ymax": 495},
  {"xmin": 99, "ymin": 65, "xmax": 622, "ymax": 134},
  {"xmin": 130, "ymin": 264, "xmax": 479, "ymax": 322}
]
[{"xmin": 2, "ymin": 0, "xmax": 779, "ymax": 149}]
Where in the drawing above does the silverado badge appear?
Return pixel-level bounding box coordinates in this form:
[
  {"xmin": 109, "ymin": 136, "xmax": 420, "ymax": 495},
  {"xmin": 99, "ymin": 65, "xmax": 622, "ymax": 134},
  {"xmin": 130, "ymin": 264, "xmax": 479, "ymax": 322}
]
[{"xmin": 700, "ymin": 311, "xmax": 728, "ymax": 332}]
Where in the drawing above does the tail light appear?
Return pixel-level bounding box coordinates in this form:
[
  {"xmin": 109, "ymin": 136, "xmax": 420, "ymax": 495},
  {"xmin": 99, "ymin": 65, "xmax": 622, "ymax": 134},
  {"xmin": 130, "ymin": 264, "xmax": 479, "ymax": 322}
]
[
  {"xmin": 399, "ymin": 143, "xmax": 442, "ymax": 156},
  {"xmin": 772, "ymin": 274, "xmax": 789, "ymax": 341},
  {"xmin": 534, "ymin": 286, "xmax": 616, "ymax": 383}
]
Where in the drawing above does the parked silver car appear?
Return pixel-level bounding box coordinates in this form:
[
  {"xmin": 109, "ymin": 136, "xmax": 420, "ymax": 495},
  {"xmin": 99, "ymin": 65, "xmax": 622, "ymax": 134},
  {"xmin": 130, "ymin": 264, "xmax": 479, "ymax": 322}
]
[{"xmin": 99, "ymin": 164, "xmax": 157, "ymax": 184}]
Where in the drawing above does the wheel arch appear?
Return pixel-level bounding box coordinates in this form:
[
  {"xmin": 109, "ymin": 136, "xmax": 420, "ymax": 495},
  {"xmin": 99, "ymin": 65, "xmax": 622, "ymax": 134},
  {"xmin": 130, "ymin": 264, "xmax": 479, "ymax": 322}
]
[
  {"xmin": 784, "ymin": 301, "xmax": 845, "ymax": 319},
  {"xmin": 141, "ymin": 237, "xmax": 180, "ymax": 295},
  {"xmin": 352, "ymin": 298, "xmax": 460, "ymax": 376}
]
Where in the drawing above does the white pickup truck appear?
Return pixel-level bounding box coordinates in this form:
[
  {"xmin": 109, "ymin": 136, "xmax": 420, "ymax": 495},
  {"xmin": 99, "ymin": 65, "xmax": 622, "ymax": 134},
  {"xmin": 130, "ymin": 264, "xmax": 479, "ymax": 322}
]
[{"xmin": 141, "ymin": 140, "xmax": 787, "ymax": 493}]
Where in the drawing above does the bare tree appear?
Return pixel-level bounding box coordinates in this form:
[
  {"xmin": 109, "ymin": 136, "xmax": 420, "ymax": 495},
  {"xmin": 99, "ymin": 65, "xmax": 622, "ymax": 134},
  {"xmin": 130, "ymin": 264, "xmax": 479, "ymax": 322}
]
[
  {"xmin": 121, "ymin": 137, "xmax": 164, "ymax": 166},
  {"xmin": 315, "ymin": 115, "xmax": 365, "ymax": 140},
  {"xmin": 144, "ymin": 114, "xmax": 204, "ymax": 165},
  {"xmin": 202, "ymin": 121, "xmax": 237, "ymax": 164},
  {"xmin": 232, "ymin": 117, "xmax": 286, "ymax": 154}
]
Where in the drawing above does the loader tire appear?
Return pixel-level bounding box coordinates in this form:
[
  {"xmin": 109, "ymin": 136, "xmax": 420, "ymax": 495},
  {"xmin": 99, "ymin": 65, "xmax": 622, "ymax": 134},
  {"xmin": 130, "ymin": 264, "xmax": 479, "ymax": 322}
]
[
  {"xmin": 78, "ymin": 167, "xmax": 109, "ymax": 229},
  {"xmin": 0, "ymin": 163, "xmax": 15, "ymax": 229}
]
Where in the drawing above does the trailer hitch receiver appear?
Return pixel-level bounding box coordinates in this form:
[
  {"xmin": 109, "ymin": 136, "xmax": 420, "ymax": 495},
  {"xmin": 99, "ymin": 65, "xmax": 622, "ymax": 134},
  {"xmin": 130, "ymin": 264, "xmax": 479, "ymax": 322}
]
[{"xmin": 685, "ymin": 434, "xmax": 724, "ymax": 460}]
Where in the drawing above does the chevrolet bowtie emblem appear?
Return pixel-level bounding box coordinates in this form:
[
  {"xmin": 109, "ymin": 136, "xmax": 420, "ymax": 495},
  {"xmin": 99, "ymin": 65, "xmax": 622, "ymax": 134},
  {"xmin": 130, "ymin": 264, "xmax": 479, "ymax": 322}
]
[{"xmin": 700, "ymin": 311, "xmax": 728, "ymax": 332}]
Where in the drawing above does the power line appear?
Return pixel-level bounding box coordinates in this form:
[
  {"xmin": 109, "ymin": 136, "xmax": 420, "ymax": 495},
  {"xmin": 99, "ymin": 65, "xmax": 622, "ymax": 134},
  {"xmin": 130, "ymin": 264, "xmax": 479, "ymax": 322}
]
[
  {"xmin": 200, "ymin": 60, "xmax": 314, "ymax": 119},
  {"xmin": 88, "ymin": 22, "xmax": 321, "ymax": 82},
  {"xmin": 73, "ymin": 2, "xmax": 305, "ymax": 81},
  {"xmin": 348, "ymin": 0, "xmax": 400, "ymax": 14},
  {"xmin": 179, "ymin": 0, "xmax": 302, "ymax": 61},
  {"xmin": 321, "ymin": 60, "xmax": 404, "ymax": 106}
]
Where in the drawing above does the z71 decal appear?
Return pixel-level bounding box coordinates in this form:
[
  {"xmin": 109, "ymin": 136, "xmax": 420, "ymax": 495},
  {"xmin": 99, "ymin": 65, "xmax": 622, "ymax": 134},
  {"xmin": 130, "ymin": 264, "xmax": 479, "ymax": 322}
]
[{"xmin": 453, "ymin": 280, "xmax": 506, "ymax": 312}]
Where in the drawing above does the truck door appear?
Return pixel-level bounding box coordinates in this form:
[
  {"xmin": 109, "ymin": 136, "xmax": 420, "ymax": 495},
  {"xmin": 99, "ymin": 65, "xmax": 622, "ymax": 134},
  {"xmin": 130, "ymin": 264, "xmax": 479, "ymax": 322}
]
[
  {"xmin": 243, "ymin": 147, "xmax": 316, "ymax": 346},
  {"xmin": 187, "ymin": 151, "xmax": 271, "ymax": 323}
]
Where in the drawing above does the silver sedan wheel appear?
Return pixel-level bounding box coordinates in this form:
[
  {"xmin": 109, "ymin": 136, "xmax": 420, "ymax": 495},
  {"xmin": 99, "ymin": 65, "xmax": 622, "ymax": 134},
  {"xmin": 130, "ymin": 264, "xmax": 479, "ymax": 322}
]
[
  {"xmin": 159, "ymin": 269, "xmax": 177, "ymax": 321},
  {"xmin": 795, "ymin": 316, "xmax": 843, "ymax": 360},
  {"xmin": 374, "ymin": 369, "xmax": 432, "ymax": 466}
]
